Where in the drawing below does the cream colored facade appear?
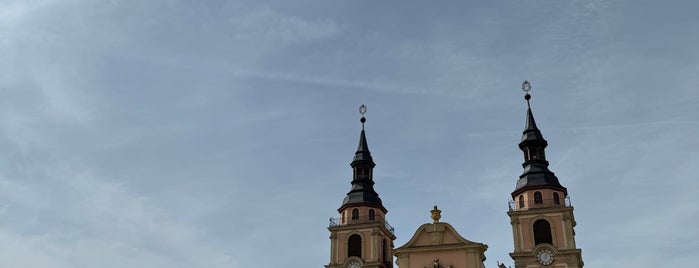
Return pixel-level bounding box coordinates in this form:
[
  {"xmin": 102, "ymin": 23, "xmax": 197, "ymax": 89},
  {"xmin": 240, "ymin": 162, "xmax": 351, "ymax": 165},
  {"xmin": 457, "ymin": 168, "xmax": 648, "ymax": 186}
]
[
  {"xmin": 394, "ymin": 207, "xmax": 487, "ymax": 268},
  {"xmin": 507, "ymin": 194, "xmax": 583, "ymax": 268},
  {"xmin": 327, "ymin": 206, "xmax": 396, "ymax": 268}
]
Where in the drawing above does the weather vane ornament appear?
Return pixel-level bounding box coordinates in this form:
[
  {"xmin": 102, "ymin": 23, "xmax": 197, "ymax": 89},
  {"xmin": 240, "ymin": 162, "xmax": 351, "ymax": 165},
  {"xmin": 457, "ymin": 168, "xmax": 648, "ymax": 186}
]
[
  {"xmin": 359, "ymin": 104, "xmax": 367, "ymax": 126},
  {"xmin": 522, "ymin": 80, "xmax": 532, "ymax": 104}
]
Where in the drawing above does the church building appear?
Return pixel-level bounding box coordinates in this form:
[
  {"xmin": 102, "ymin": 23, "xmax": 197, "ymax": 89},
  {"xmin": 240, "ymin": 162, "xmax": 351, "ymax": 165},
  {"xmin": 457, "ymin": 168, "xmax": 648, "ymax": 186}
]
[{"xmin": 326, "ymin": 82, "xmax": 584, "ymax": 268}]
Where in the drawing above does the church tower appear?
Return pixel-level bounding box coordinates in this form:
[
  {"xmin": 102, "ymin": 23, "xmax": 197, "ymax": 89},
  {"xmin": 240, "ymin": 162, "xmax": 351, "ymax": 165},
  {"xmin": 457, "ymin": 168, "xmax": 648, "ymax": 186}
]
[
  {"xmin": 507, "ymin": 82, "xmax": 583, "ymax": 268},
  {"xmin": 327, "ymin": 105, "xmax": 396, "ymax": 268}
]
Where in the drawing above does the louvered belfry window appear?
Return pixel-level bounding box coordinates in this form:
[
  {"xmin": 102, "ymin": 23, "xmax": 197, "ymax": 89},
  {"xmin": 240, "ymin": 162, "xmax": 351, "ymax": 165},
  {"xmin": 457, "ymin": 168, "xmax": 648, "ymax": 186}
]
[
  {"xmin": 348, "ymin": 234, "xmax": 362, "ymax": 257},
  {"xmin": 533, "ymin": 219, "xmax": 553, "ymax": 245}
]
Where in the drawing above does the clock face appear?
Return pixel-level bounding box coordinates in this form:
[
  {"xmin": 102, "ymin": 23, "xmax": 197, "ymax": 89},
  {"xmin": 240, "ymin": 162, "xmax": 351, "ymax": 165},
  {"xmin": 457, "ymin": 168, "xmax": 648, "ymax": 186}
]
[
  {"xmin": 536, "ymin": 248, "xmax": 554, "ymax": 266},
  {"xmin": 348, "ymin": 261, "xmax": 361, "ymax": 268}
]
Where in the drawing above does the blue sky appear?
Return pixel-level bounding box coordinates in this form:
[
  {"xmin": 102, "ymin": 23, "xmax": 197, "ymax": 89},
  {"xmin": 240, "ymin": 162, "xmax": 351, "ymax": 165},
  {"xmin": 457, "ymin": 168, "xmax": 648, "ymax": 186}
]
[{"xmin": 1, "ymin": 0, "xmax": 698, "ymax": 267}]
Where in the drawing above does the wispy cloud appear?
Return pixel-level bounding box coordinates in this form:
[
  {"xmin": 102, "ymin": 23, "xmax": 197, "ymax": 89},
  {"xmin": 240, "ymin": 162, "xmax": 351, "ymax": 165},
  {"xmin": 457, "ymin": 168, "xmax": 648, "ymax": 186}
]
[{"xmin": 0, "ymin": 166, "xmax": 237, "ymax": 267}]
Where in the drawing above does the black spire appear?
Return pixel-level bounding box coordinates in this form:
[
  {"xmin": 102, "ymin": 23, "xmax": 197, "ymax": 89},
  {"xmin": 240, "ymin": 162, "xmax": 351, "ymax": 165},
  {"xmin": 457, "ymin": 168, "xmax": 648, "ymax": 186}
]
[
  {"xmin": 520, "ymin": 93, "xmax": 547, "ymax": 146},
  {"xmin": 512, "ymin": 82, "xmax": 567, "ymax": 197},
  {"xmin": 352, "ymin": 116, "xmax": 374, "ymax": 165},
  {"xmin": 339, "ymin": 105, "xmax": 385, "ymax": 213}
]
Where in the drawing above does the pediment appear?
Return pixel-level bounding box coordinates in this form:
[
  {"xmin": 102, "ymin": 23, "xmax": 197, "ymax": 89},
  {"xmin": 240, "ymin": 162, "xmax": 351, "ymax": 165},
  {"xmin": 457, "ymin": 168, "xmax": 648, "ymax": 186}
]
[{"xmin": 395, "ymin": 222, "xmax": 487, "ymax": 251}]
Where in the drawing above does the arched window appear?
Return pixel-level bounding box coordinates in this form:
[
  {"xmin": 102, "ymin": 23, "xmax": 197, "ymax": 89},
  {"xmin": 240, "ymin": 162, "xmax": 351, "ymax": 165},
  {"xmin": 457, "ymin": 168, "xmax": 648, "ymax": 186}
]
[
  {"xmin": 533, "ymin": 219, "xmax": 553, "ymax": 245},
  {"xmin": 352, "ymin": 208, "xmax": 359, "ymax": 220},
  {"xmin": 534, "ymin": 191, "xmax": 543, "ymax": 204},
  {"xmin": 341, "ymin": 212, "xmax": 345, "ymax": 224},
  {"xmin": 519, "ymin": 195, "xmax": 525, "ymax": 208},
  {"xmin": 553, "ymin": 192, "xmax": 560, "ymax": 205},
  {"xmin": 368, "ymin": 209, "xmax": 375, "ymax": 221},
  {"xmin": 348, "ymin": 234, "xmax": 362, "ymax": 258}
]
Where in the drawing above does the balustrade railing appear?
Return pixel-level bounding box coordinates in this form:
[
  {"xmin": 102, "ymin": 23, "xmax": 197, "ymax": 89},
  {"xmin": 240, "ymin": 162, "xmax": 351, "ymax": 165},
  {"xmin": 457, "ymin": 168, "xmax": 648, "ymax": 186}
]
[
  {"xmin": 508, "ymin": 196, "xmax": 572, "ymax": 211},
  {"xmin": 329, "ymin": 215, "xmax": 395, "ymax": 235}
]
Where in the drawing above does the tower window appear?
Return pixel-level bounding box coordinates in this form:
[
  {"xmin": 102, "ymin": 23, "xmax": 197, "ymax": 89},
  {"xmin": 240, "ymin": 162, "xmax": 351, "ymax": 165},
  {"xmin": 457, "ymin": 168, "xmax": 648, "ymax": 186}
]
[
  {"xmin": 341, "ymin": 212, "xmax": 345, "ymax": 224},
  {"xmin": 352, "ymin": 208, "xmax": 359, "ymax": 220},
  {"xmin": 553, "ymin": 192, "xmax": 560, "ymax": 205},
  {"xmin": 519, "ymin": 195, "xmax": 525, "ymax": 208},
  {"xmin": 534, "ymin": 191, "xmax": 543, "ymax": 204},
  {"xmin": 348, "ymin": 234, "xmax": 362, "ymax": 258},
  {"xmin": 369, "ymin": 209, "xmax": 375, "ymax": 221},
  {"xmin": 533, "ymin": 219, "xmax": 553, "ymax": 245}
]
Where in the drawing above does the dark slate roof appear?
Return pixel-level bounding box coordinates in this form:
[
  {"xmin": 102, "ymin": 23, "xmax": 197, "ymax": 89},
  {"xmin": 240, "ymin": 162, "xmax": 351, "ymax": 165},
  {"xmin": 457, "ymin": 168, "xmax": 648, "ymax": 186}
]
[
  {"xmin": 519, "ymin": 107, "xmax": 547, "ymax": 147},
  {"xmin": 341, "ymin": 180, "xmax": 384, "ymax": 210},
  {"xmin": 352, "ymin": 129, "xmax": 374, "ymax": 166},
  {"xmin": 513, "ymin": 100, "xmax": 567, "ymax": 196},
  {"xmin": 513, "ymin": 162, "xmax": 567, "ymax": 196},
  {"xmin": 339, "ymin": 126, "xmax": 385, "ymax": 212}
]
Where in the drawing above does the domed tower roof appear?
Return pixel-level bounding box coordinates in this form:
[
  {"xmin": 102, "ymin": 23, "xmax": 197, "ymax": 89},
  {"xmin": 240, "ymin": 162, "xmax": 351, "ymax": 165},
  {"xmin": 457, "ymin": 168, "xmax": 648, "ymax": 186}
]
[
  {"xmin": 339, "ymin": 105, "xmax": 386, "ymax": 213},
  {"xmin": 512, "ymin": 81, "xmax": 567, "ymax": 197}
]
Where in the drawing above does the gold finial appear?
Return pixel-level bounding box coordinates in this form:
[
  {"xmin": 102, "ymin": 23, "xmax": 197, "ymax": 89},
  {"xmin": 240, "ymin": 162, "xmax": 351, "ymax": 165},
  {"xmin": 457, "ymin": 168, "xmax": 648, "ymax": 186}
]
[{"xmin": 431, "ymin": 206, "xmax": 441, "ymax": 223}]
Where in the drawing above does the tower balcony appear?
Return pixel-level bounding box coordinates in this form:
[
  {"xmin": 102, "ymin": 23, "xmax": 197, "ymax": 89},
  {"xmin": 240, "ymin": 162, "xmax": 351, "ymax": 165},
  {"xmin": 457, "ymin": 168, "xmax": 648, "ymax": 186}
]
[
  {"xmin": 329, "ymin": 216, "xmax": 395, "ymax": 235},
  {"xmin": 508, "ymin": 196, "xmax": 572, "ymax": 211}
]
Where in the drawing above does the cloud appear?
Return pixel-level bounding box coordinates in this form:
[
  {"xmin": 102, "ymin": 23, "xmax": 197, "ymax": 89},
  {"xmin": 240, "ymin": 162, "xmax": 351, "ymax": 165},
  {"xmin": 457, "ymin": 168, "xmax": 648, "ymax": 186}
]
[{"xmin": 0, "ymin": 164, "xmax": 237, "ymax": 268}]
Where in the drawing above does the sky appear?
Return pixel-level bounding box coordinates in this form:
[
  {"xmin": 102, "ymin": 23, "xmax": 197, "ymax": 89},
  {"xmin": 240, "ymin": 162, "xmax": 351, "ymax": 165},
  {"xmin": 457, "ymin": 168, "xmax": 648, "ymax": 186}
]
[{"xmin": 0, "ymin": 0, "xmax": 698, "ymax": 267}]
